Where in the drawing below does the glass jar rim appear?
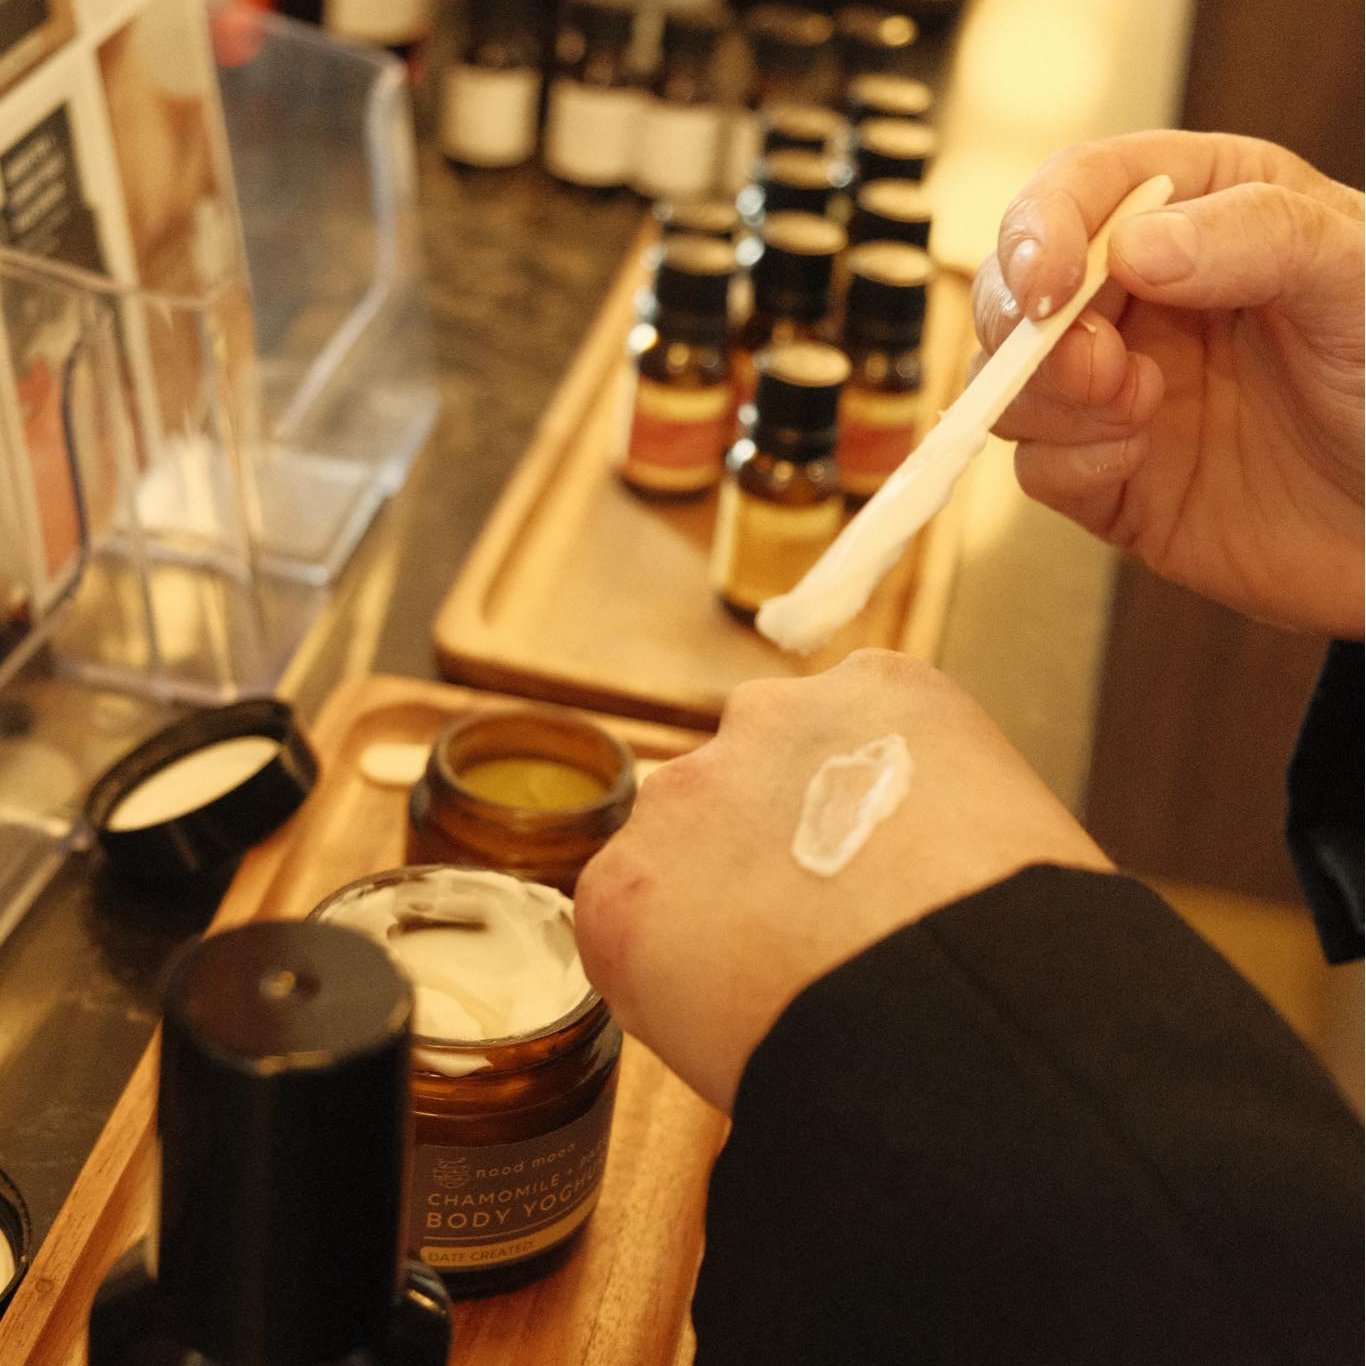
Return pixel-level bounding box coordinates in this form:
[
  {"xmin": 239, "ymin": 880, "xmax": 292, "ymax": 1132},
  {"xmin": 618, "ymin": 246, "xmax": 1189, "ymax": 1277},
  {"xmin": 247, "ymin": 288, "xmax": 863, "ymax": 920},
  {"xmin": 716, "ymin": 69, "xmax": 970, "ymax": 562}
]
[
  {"xmin": 431, "ymin": 709, "xmax": 637, "ymax": 819},
  {"xmin": 306, "ymin": 863, "xmax": 604, "ymax": 1051}
]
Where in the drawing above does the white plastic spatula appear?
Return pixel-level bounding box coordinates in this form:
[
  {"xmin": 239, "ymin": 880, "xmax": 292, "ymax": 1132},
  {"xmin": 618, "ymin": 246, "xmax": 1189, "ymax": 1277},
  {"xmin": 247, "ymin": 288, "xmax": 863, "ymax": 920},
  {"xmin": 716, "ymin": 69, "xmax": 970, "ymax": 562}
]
[{"xmin": 757, "ymin": 174, "xmax": 1176, "ymax": 654}]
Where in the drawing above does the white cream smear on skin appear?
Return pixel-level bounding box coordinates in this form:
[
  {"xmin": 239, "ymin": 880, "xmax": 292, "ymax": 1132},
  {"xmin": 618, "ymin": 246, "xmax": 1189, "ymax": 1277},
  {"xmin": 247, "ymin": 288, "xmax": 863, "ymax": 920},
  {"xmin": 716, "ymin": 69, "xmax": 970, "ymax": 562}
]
[
  {"xmin": 107, "ymin": 734, "xmax": 280, "ymax": 830},
  {"xmin": 322, "ymin": 867, "xmax": 590, "ymax": 1076},
  {"xmin": 758, "ymin": 175, "xmax": 1176, "ymax": 655},
  {"xmin": 792, "ymin": 734, "xmax": 914, "ymax": 877}
]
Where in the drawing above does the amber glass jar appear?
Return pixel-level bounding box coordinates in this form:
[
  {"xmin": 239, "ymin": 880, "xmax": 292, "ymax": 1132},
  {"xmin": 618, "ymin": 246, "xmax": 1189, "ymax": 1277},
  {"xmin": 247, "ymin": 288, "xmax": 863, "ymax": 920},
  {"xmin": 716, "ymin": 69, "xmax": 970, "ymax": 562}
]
[
  {"xmin": 406, "ymin": 707, "xmax": 635, "ymax": 896},
  {"xmin": 310, "ymin": 865, "xmax": 624, "ymax": 1298}
]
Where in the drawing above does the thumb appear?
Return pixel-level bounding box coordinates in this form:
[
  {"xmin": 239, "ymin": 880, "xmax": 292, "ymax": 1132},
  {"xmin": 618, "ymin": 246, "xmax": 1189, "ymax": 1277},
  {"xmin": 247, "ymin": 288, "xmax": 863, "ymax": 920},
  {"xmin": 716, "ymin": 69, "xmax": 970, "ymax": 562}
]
[{"xmin": 1108, "ymin": 182, "xmax": 1363, "ymax": 330}]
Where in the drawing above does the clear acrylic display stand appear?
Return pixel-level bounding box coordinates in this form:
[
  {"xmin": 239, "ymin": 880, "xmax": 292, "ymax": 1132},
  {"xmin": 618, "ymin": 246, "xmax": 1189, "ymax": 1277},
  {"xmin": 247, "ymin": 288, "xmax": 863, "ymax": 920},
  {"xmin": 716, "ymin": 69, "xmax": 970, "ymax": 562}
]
[{"xmin": 0, "ymin": 12, "xmax": 434, "ymax": 945}]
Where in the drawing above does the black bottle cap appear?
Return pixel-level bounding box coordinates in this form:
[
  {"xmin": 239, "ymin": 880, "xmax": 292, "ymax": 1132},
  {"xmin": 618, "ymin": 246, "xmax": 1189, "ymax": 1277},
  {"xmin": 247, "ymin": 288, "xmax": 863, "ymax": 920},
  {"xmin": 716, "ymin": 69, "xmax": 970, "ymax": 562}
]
[
  {"xmin": 836, "ymin": 6, "xmax": 919, "ymax": 76},
  {"xmin": 760, "ymin": 100, "xmax": 846, "ymax": 155},
  {"xmin": 853, "ymin": 116, "xmax": 937, "ymax": 184},
  {"xmin": 469, "ymin": 0, "xmax": 541, "ymax": 47},
  {"xmin": 653, "ymin": 197, "xmax": 740, "ymax": 241},
  {"xmin": 157, "ymin": 920, "xmax": 413, "ymax": 1365},
  {"xmin": 650, "ymin": 234, "xmax": 735, "ymax": 338},
  {"xmin": 750, "ymin": 211, "xmax": 846, "ymax": 320},
  {"xmin": 746, "ymin": 4, "xmax": 834, "ymax": 73},
  {"xmin": 564, "ymin": 0, "xmax": 633, "ymax": 52},
  {"xmin": 661, "ymin": 6, "xmax": 723, "ymax": 60},
  {"xmin": 752, "ymin": 341, "xmax": 851, "ymax": 459},
  {"xmin": 84, "ymin": 697, "xmax": 318, "ymax": 885},
  {"xmin": 844, "ymin": 241, "xmax": 933, "ymax": 346},
  {"xmin": 846, "ymin": 72, "xmax": 933, "ymax": 122},
  {"xmin": 850, "ymin": 177, "xmax": 933, "ymax": 249},
  {"xmin": 756, "ymin": 148, "xmax": 851, "ymax": 217}
]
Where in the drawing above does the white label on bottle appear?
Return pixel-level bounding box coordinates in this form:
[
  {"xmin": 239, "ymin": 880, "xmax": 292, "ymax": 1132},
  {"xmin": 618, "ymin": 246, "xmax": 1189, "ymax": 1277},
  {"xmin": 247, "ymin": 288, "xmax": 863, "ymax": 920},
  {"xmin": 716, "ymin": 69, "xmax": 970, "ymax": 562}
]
[
  {"xmin": 544, "ymin": 79, "xmax": 641, "ymax": 187},
  {"xmin": 441, "ymin": 65, "xmax": 541, "ymax": 167},
  {"xmin": 633, "ymin": 99, "xmax": 723, "ymax": 201},
  {"xmin": 325, "ymin": 0, "xmax": 431, "ymax": 43}
]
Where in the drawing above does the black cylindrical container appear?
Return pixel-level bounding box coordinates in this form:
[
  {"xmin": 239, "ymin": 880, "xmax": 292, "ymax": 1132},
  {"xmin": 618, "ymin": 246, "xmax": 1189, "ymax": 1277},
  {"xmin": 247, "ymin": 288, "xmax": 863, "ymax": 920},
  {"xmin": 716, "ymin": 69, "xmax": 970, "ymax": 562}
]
[{"xmin": 87, "ymin": 921, "xmax": 452, "ymax": 1366}]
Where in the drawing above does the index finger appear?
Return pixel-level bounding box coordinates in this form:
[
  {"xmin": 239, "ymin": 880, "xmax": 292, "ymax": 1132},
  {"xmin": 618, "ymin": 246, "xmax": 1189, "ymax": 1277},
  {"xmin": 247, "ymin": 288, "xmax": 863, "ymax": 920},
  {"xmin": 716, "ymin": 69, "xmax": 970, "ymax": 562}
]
[{"xmin": 996, "ymin": 130, "xmax": 1348, "ymax": 321}]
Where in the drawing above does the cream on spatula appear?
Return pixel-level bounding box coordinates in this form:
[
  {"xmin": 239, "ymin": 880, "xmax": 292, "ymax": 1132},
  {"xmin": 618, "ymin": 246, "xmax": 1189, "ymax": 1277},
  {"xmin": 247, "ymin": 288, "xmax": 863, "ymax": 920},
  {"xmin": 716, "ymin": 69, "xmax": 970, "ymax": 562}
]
[{"xmin": 757, "ymin": 174, "xmax": 1175, "ymax": 654}]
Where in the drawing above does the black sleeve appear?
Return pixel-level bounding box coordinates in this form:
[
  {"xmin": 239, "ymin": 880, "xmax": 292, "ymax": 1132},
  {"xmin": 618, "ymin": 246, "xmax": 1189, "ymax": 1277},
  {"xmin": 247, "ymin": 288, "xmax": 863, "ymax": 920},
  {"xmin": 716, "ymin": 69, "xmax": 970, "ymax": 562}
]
[
  {"xmin": 694, "ymin": 865, "xmax": 1363, "ymax": 1366},
  {"xmin": 1287, "ymin": 640, "xmax": 1363, "ymax": 963}
]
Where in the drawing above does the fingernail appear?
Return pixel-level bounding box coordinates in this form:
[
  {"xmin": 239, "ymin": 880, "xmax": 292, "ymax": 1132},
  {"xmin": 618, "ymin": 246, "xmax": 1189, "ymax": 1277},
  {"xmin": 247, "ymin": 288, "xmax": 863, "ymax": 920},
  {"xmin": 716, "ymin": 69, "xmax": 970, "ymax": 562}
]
[
  {"xmin": 1032, "ymin": 294, "xmax": 1053, "ymax": 320},
  {"xmin": 1004, "ymin": 237, "xmax": 1039, "ymax": 312},
  {"xmin": 1113, "ymin": 210, "xmax": 1199, "ymax": 285},
  {"xmin": 1001, "ymin": 293, "xmax": 1020, "ymax": 321}
]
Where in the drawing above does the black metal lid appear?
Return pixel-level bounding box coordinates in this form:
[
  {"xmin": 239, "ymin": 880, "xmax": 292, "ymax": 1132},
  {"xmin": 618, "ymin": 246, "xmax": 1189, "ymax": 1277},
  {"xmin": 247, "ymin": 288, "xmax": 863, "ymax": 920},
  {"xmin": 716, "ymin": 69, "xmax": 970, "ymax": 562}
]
[
  {"xmin": 844, "ymin": 241, "xmax": 934, "ymax": 346},
  {"xmin": 156, "ymin": 920, "xmax": 413, "ymax": 1364},
  {"xmin": 752, "ymin": 341, "xmax": 851, "ymax": 459},
  {"xmin": 850, "ymin": 177, "xmax": 933, "ymax": 248},
  {"xmin": 84, "ymin": 697, "xmax": 318, "ymax": 884},
  {"xmin": 0, "ymin": 1165, "xmax": 31, "ymax": 1316},
  {"xmin": 853, "ymin": 116, "xmax": 937, "ymax": 184},
  {"xmin": 650, "ymin": 234, "xmax": 735, "ymax": 337},
  {"xmin": 750, "ymin": 211, "xmax": 846, "ymax": 320},
  {"xmin": 846, "ymin": 72, "xmax": 933, "ymax": 122}
]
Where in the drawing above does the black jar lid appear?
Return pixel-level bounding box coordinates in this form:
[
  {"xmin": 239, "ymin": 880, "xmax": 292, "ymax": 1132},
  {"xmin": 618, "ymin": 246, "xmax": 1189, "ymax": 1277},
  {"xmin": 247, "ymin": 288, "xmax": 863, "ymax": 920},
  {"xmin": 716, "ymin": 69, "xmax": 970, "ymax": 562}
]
[
  {"xmin": 752, "ymin": 341, "xmax": 852, "ymax": 459},
  {"xmin": 850, "ymin": 177, "xmax": 933, "ymax": 248},
  {"xmin": 854, "ymin": 116, "xmax": 937, "ymax": 183},
  {"xmin": 847, "ymin": 72, "xmax": 934, "ymax": 122},
  {"xmin": 0, "ymin": 1165, "xmax": 31, "ymax": 1315},
  {"xmin": 844, "ymin": 241, "xmax": 934, "ymax": 346},
  {"xmin": 84, "ymin": 697, "xmax": 318, "ymax": 883}
]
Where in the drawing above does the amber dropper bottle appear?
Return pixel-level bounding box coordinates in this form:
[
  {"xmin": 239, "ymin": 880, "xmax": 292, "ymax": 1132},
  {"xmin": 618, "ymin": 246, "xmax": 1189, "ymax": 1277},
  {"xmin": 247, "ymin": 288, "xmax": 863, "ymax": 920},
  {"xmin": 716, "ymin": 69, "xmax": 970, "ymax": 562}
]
[
  {"xmin": 710, "ymin": 340, "xmax": 851, "ymax": 624},
  {"xmin": 87, "ymin": 921, "xmax": 451, "ymax": 1366}
]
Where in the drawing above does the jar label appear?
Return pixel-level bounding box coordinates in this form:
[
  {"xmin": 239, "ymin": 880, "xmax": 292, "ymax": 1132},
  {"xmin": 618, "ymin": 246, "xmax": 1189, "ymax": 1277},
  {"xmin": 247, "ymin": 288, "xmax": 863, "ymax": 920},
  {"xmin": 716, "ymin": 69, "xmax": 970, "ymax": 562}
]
[
  {"xmin": 411, "ymin": 1081, "xmax": 617, "ymax": 1271},
  {"xmin": 544, "ymin": 80, "xmax": 640, "ymax": 185},
  {"xmin": 837, "ymin": 387, "xmax": 924, "ymax": 494},
  {"xmin": 621, "ymin": 375, "xmax": 731, "ymax": 491},
  {"xmin": 710, "ymin": 481, "xmax": 843, "ymax": 611},
  {"xmin": 441, "ymin": 65, "xmax": 540, "ymax": 167}
]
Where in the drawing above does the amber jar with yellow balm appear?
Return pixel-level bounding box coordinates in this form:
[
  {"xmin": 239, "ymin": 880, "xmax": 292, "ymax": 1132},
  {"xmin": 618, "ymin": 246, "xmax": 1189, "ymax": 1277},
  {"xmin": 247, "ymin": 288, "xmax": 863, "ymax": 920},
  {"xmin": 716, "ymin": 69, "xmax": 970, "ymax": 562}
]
[
  {"xmin": 310, "ymin": 866, "xmax": 622, "ymax": 1297},
  {"xmin": 406, "ymin": 706, "xmax": 635, "ymax": 895}
]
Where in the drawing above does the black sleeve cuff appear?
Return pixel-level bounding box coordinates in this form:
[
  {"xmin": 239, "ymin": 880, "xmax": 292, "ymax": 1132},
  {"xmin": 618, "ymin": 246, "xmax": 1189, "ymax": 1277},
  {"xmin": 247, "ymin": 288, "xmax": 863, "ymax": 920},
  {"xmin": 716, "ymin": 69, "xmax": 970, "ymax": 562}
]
[
  {"xmin": 694, "ymin": 865, "xmax": 1362, "ymax": 1366},
  {"xmin": 1287, "ymin": 640, "xmax": 1363, "ymax": 963}
]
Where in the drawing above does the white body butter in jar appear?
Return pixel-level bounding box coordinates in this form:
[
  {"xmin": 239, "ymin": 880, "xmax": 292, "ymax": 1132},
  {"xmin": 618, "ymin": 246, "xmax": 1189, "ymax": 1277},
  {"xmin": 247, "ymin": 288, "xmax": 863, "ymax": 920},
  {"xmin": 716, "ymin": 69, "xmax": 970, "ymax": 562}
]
[{"xmin": 310, "ymin": 865, "xmax": 621, "ymax": 1296}]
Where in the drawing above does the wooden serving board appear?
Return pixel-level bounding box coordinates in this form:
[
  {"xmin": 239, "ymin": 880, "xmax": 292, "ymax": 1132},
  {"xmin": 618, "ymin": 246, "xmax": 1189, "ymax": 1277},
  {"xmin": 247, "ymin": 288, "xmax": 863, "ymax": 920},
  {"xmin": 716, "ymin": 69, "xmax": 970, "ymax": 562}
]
[
  {"xmin": 433, "ymin": 223, "xmax": 978, "ymax": 731},
  {"xmin": 0, "ymin": 674, "xmax": 724, "ymax": 1366}
]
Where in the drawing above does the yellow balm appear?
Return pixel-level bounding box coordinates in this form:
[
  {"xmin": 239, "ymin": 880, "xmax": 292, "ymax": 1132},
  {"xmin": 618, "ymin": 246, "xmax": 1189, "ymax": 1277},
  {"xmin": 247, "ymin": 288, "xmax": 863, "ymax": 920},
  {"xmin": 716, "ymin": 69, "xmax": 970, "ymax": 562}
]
[{"xmin": 456, "ymin": 756, "xmax": 608, "ymax": 810}]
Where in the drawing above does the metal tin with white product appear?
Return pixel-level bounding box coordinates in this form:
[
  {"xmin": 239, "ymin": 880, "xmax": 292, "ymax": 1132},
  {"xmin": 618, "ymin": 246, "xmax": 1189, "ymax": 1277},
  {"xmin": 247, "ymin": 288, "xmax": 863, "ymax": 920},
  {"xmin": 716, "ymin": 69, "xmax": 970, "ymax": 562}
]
[{"xmin": 83, "ymin": 698, "xmax": 318, "ymax": 882}]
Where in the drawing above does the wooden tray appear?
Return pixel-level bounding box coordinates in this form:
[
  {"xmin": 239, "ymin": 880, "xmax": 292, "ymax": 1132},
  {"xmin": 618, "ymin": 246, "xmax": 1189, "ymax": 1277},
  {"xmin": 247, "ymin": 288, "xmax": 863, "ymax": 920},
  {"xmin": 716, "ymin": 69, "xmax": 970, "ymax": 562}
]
[
  {"xmin": 0, "ymin": 675, "xmax": 723, "ymax": 1366},
  {"xmin": 434, "ymin": 223, "xmax": 978, "ymax": 731}
]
